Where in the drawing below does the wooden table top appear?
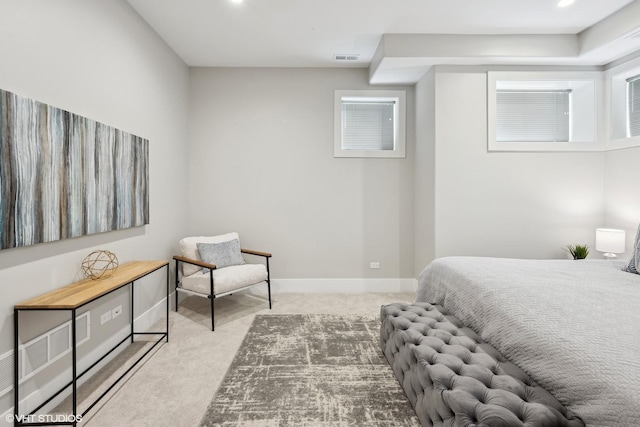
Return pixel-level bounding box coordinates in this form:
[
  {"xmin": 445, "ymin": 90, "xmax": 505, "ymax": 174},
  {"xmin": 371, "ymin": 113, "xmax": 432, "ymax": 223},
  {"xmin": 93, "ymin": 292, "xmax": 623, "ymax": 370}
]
[{"xmin": 15, "ymin": 260, "xmax": 168, "ymax": 310}]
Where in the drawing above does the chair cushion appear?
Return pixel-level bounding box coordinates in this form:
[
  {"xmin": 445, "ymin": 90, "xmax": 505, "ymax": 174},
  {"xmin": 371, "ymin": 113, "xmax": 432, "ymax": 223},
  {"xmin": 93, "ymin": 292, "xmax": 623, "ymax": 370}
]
[
  {"xmin": 197, "ymin": 239, "xmax": 245, "ymax": 272},
  {"xmin": 179, "ymin": 232, "xmax": 239, "ymax": 276},
  {"xmin": 181, "ymin": 263, "xmax": 268, "ymax": 296}
]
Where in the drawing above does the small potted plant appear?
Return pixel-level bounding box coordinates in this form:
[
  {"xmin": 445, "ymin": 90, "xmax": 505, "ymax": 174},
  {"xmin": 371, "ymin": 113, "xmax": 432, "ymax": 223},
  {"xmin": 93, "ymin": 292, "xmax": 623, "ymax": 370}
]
[{"xmin": 565, "ymin": 244, "xmax": 589, "ymax": 260}]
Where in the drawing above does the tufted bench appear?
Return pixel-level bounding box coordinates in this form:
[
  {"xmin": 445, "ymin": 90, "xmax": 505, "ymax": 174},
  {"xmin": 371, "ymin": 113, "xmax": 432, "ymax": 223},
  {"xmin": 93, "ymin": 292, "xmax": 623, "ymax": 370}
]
[{"xmin": 380, "ymin": 302, "xmax": 585, "ymax": 427}]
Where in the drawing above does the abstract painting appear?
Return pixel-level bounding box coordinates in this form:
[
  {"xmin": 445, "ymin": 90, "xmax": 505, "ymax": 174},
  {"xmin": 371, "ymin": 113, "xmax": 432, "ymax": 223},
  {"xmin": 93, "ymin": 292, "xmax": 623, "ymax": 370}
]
[{"xmin": 0, "ymin": 89, "xmax": 149, "ymax": 250}]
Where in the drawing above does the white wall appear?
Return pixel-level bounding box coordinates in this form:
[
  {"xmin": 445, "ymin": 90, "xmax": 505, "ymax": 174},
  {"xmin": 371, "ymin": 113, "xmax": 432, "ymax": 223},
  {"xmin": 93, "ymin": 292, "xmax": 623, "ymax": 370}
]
[
  {"xmin": 432, "ymin": 67, "xmax": 605, "ymax": 259},
  {"xmin": 188, "ymin": 68, "xmax": 415, "ymax": 283},
  {"xmin": 604, "ymin": 147, "xmax": 640, "ymax": 252},
  {"xmin": 603, "ymin": 56, "xmax": 640, "ymax": 254},
  {"xmin": 413, "ymin": 69, "xmax": 436, "ymax": 275},
  {"xmin": 0, "ymin": 0, "xmax": 189, "ymax": 415}
]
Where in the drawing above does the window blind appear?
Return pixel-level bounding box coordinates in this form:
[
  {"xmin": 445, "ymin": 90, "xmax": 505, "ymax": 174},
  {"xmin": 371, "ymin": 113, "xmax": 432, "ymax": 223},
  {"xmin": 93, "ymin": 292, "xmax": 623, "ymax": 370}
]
[
  {"xmin": 496, "ymin": 90, "xmax": 570, "ymax": 142},
  {"xmin": 341, "ymin": 100, "xmax": 395, "ymax": 150},
  {"xmin": 628, "ymin": 75, "xmax": 640, "ymax": 137}
]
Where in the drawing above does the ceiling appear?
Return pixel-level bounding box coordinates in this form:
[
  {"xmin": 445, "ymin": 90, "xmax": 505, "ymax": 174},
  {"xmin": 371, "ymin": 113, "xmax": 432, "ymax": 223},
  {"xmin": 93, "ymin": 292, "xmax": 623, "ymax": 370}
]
[{"xmin": 126, "ymin": 0, "xmax": 640, "ymax": 84}]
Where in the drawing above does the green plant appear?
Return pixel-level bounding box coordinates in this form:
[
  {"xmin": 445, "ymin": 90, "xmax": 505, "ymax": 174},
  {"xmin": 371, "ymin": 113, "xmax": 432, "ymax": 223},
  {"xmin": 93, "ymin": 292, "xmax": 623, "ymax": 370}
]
[{"xmin": 565, "ymin": 244, "xmax": 589, "ymax": 260}]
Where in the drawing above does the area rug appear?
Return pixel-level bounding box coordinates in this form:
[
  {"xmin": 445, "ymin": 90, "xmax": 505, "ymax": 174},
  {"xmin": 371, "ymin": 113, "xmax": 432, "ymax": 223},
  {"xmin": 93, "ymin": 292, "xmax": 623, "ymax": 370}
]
[{"xmin": 200, "ymin": 314, "xmax": 420, "ymax": 426}]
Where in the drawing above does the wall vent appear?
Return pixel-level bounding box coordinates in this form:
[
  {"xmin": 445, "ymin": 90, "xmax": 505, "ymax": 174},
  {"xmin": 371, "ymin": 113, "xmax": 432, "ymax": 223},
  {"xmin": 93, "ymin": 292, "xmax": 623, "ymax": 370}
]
[
  {"xmin": 23, "ymin": 336, "xmax": 48, "ymax": 378},
  {"xmin": 333, "ymin": 54, "xmax": 360, "ymax": 62},
  {"xmin": 0, "ymin": 312, "xmax": 90, "ymax": 397},
  {"xmin": 49, "ymin": 324, "xmax": 70, "ymax": 361},
  {"xmin": 0, "ymin": 348, "xmax": 20, "ymax": 397}
]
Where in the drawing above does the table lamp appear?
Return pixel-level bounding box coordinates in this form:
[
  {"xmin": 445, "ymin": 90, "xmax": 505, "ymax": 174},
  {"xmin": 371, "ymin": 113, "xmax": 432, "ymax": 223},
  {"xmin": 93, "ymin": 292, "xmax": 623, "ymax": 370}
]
[{"xmin": 595, "ymin": 228, "xmax": 626, "ymax": 259}]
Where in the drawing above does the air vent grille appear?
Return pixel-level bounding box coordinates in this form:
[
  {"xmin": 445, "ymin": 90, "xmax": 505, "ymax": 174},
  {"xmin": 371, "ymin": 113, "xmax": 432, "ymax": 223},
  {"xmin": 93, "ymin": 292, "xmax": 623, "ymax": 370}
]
[
  {"xmin": 0, "ymin": 349, "xmax": 18, "ymax": 396},
  {"xmin": 23, "ymin": 336, "xmax": 48, "ymax": 377},
  {"xmin": 50, "ymin": 326, "xmax": 70, "ymax": 361},
  {"xmin": 624, "ymin": 28, "xmax": 640, "ymax": 39},
  {"xmin": 334, "ymin": 54, "xmax": 360, "ymax": 62},
  {"xmin": 0, "ymin": 311, "xmax": 90, "ymax": 396}
]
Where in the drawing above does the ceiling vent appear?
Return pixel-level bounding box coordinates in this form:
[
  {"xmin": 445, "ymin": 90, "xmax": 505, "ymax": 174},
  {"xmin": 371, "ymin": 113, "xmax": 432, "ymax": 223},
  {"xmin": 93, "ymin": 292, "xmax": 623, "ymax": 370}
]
[
  {"xmin": 334, "ymin": 54, "xmax": 360, "ymax": 62},
  {"xmin": 623, "ymin": 28, "xmax": 640, "ymax": 39}
]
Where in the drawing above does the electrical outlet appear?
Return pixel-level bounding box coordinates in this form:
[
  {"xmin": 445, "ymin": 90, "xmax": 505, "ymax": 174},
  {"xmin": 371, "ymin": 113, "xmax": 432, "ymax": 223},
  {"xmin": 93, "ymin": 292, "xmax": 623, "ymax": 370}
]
[
  {"xmin": 100, "ymin": 311, "xmax": 111, "ymax": 325},
  {"xmin": 370, "ymin": 262, "xmax": 380, "ymax": 269},
  {"xmin": 112, "ymin": 305, "xmax": 122, "ymax": 319}
]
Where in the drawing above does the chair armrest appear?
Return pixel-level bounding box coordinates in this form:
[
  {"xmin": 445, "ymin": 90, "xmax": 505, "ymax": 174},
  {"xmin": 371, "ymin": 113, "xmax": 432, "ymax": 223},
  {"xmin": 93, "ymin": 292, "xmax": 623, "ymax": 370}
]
[
  {"xmin": 241, "ymin": 248, "xmax": 272, "ymax": 258},
  {"xmin": 173, "ymin": 255, "xmax": 217, "ymax": 270}
]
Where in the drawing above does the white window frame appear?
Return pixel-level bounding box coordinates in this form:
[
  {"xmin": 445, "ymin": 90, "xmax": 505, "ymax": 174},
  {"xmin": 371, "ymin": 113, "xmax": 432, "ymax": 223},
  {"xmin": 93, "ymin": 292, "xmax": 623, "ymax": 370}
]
[
  {"xmin": 488, "ymin": 71, "xmax": 601, "ymax": 152},
  {"xmin": 628, "ymin": 75, "xmax": 640, "ymax": 137},
  {"xmin": 606, "ymin": 55, "xmax": 640, "ymax": 151},
  {"xmin": 334, "ymin": 90, "xmax": 406, "ymax": 158}
]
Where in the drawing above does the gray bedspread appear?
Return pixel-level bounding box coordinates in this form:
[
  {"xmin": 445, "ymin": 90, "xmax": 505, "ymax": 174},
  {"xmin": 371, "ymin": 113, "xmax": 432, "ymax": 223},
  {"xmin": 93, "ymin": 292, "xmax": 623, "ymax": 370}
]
[{"xmin": 415, "ymin": 257, "xmax": 640, "ymax": 427}]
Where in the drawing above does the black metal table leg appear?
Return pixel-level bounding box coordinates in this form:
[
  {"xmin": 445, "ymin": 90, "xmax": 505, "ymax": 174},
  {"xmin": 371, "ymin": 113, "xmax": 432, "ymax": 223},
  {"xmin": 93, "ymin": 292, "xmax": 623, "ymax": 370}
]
[
  {"xmin": 71, "ymin": 308, "xmax": 77, "ymax": 427},
  {"xmin": 130, "ymin": 282, "xmax": 135, "ymax": 344},
  {"xmin": 14, "ymin": 309, "xmax": 19, "ymax": 427}
]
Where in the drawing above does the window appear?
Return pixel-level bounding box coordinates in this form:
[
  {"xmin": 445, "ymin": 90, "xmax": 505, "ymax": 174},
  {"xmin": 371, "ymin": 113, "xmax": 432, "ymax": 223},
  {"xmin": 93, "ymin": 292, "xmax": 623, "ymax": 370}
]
[
  {"xmin": 487, "ymin": 72, "xmax": 600, "ymax": 152},
  {"xmin": 628, "ymin": 74, "xmax": 640, "ymax": 137},
  {"xmin": 342, "ymin": 99, "xmax": 395, "ymax": 150},
  {"xmin": 496, "ymin": 90, "xmax": 570, "ymax": 142},
  {"xmin": 334, "ymin": 90, "xmax": 405, "ymax": 158},
  {"xmin": 607, "ymin": 57, "xmax": 640, "ymax": 150}
]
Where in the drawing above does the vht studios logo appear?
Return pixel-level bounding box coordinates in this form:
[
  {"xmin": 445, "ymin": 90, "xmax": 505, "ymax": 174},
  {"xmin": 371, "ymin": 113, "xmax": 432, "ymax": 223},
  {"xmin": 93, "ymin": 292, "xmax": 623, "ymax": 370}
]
[{"xmin": 6, "ymin": 414, "xmax": 83, "ymax": 423}]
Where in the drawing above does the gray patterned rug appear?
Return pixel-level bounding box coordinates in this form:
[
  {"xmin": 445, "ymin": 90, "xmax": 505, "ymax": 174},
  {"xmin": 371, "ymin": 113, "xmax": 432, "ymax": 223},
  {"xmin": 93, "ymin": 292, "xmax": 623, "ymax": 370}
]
[{"xmin": 200, "ymin": 314, "xmax": 420, "ymax": 426}]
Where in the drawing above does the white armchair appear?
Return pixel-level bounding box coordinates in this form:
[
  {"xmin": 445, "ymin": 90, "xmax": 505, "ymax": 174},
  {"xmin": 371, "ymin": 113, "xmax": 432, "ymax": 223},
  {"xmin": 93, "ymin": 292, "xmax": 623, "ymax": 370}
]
[{"xmin": 173, "ymin": 232, "xmax": 271, "ymax": 330}]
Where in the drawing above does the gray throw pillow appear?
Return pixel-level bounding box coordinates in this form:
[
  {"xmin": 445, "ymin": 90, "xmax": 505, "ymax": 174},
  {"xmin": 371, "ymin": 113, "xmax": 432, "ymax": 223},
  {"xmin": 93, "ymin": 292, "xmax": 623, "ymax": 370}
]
[
  {"xmin": 626, "ymin": 224, "xmax": 640, "ymax": 274},
  {"xmin": 197, "ymin": 239, "xmax": 245, "ymax": 273}
]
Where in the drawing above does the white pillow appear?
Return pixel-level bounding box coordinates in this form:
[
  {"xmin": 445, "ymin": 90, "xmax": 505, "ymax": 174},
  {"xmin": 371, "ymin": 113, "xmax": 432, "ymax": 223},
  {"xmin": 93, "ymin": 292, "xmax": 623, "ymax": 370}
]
[
  {"xmin": 179, "ymin": 232, "xmax": 239, "ymax": 277},
  {"xmin": 635, "ymin": 229, "xmax": 640, "ymax": 275}
]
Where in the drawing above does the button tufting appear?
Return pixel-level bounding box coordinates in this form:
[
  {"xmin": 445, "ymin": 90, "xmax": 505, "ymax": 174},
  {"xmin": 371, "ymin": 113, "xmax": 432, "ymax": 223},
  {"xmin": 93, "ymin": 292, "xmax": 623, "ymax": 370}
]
[{"xmin": 380, "ymin": 303, "xmax": 584, "ymax": 427}]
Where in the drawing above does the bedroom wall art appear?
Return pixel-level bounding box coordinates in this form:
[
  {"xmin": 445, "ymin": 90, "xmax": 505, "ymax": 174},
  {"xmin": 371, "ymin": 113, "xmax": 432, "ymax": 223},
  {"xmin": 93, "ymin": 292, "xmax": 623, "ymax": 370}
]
[{"xmin": 0, "ymin": 88, "xmax": 149, "ymax": 250}]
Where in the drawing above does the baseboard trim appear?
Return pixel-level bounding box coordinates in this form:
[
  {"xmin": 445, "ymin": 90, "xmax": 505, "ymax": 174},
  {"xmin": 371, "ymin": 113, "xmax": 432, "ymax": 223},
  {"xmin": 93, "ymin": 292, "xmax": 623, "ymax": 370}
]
[{"xmin": 270, "ymin": 278, "xmax": 417, "ymax": 293}]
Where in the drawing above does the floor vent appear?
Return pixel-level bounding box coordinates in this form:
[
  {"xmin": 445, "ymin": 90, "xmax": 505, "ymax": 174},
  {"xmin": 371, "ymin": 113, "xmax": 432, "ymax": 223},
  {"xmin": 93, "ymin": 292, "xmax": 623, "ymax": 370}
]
[{"xmin": 0, "ymin": 312, "xmax": 90, "ymax": 397}]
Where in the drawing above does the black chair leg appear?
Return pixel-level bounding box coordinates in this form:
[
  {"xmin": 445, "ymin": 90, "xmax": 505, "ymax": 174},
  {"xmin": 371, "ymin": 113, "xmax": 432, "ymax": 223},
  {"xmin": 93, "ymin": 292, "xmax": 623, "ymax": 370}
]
[
  {"xmin": 209, "ymin": 270, "xmax": 215, "ymax": 331},
  {"xmin": 174, "ymin": 259, "xmax": 179, "ymax": 312},
  {"xmin": 210, "ymin": 295, "xmax": 215, "ymax": 331},
  {"xmin": 266, "ymin": 257, "xmax": 272, "ymax": 309}
]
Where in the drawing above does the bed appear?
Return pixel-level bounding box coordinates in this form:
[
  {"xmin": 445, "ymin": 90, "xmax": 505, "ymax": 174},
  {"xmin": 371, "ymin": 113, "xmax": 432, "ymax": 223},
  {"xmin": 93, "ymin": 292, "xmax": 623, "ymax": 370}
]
[{"xmin": 414, "ymin": 257, "xmax": 640, "ymax": 427}]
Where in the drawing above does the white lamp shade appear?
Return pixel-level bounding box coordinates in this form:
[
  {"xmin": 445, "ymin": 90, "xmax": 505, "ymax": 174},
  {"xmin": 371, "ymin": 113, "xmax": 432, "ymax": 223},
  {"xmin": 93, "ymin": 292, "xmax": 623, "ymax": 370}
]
[{"xmin": 595, "ymin": 228, "xmax": 626, "ymax": 254}]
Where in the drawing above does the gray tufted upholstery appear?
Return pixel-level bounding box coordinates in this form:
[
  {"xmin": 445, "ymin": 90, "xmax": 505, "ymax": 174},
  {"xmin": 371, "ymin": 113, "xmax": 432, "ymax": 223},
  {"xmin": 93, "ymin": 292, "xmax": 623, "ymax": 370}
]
[{"xmin": 380, "ymin": 302, "xmax": 585, "ymax": 427}]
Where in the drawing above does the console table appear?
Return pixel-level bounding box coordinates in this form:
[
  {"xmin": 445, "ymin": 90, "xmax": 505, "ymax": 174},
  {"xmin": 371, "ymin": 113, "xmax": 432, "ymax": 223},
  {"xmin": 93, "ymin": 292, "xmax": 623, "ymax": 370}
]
[{"xmin": 13, "ymin": 260, "xmax": 169, "ymax": 426}]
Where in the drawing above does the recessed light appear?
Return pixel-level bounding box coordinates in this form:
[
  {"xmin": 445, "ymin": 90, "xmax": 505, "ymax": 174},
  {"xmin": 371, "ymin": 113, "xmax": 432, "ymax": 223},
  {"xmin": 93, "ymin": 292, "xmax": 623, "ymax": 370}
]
[
  {"xmin": 557, "ymin": 0, "xmax": 575, "ymax": 7},
  {"xmin": 231, "ymin": 0, "xmax": 243, "ymax": 4}
]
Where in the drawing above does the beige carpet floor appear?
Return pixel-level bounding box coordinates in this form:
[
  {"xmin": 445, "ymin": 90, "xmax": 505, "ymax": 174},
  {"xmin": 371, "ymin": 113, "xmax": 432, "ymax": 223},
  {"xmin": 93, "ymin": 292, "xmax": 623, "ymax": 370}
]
[{"xmin": 59, "ymin": 292, "xmax": 414, "ymax": 426}]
